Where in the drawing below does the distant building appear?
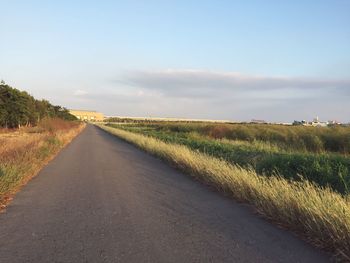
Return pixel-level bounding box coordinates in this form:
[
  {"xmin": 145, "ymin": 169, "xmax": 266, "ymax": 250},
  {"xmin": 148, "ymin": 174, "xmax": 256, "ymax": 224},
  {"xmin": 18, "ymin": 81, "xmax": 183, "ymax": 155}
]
[
  {"xmin": 311, "ymin": 116, "xmax": 328, "ymax": 127},
  {"xmin": 293, "ymin": 116, "xmax": 342, "ymax": 127},
  {"xmin": 328, "ymin": 120, "xmax": 342, "ymax": 126},
  {"xmin": 69, "ymin": 110, "xmax": 104, "ymax": 121}
]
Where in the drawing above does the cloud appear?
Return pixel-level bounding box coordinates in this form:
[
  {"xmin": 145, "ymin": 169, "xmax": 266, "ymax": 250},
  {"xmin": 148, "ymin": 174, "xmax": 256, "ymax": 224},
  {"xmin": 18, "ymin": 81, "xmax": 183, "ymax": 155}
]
[
  {"xmin": 73, "ymin": 89, "xmax": 88, "ymax": 96},
  {"xmin": 120, "ymin": 69, "xmax": 350, "ymax": 99},
  {"xmin": 68, "ymin": 69, "xmax": 350, "ymax": 122}
]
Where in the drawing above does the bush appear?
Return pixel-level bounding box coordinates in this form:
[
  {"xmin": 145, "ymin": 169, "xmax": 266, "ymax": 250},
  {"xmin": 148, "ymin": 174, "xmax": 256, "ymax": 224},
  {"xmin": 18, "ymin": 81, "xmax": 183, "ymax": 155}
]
[
  {"xmin": 300, "ymin": 133, "xmax": 324, "ymax": 152},
  {"xmin": 206, "ymin": 125, "xmax": 231, "ymax": 139},
  {"xmin": 38, "ymin": 118, "xmax": 79, "ymax": 133}
]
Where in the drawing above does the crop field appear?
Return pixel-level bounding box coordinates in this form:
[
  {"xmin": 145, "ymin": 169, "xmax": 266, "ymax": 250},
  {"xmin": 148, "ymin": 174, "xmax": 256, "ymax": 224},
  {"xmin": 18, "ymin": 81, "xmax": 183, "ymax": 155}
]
[
  {"xmin": 106, "ymin": 122, "xmax": 350, "ymax": 194},
  {"xmin": 100, "ymin": 122, "xmax": 350, "ymax": 260},
  {"xmin": 0, "ymin": 118, "xmax": 85, "ymax": 208}
]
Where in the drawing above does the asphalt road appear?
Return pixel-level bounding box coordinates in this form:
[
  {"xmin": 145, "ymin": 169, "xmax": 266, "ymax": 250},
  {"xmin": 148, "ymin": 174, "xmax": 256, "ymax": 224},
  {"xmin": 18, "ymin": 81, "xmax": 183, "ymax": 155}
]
[{"xmin": 0, "ymin": 125, "xmax": 329, "ymax": 263}]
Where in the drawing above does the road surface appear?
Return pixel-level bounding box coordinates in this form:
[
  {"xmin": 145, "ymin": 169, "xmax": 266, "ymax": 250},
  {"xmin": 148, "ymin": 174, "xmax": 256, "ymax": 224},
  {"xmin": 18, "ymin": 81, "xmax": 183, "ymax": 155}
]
[{"xmin": 0, "ymin": 125, "xmax": 329, "ymax": 262}]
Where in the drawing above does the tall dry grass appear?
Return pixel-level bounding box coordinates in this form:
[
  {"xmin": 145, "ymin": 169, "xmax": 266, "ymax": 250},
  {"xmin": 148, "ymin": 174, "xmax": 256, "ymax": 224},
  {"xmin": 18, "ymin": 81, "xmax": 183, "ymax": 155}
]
[
  {"xmin": 0, "ymin": 120, "xmax": 85, "ymax": 209},
  {"xmin": 99, "ymin": 124, "xmax": 350, "ymax": 261},
  {"xmin": 37, "ymin": 117, "xmax": 80, "ymax": 133},
  {"xmin": 123, "ymin": 122, "xmax": 350, "ymax": 154}
]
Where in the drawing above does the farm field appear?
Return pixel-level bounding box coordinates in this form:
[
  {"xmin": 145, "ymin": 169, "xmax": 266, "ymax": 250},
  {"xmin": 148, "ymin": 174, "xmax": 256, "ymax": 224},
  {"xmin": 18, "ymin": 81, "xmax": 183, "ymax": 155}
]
[
  {"xmin": 0, "ymin": 119, "xmax": 85, "ymax": 208},
  {"xmin": 101, "ymin": 122, "xmax": 350, "ymax": 261},
  {"xmin": 106, "ymin": 122, "xmax": 350, "ymax": 194}
]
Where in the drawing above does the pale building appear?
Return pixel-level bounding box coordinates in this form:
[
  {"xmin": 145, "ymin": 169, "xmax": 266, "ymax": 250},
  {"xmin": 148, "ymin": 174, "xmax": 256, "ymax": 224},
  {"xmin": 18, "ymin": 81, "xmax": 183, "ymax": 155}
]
[
  {"xmin": 311, "ymin": 116, "xmax": 328, "ymax": 127},
  {"xmin": 69, "ymin": 110, "xmax": 104, "ymax": 121}
]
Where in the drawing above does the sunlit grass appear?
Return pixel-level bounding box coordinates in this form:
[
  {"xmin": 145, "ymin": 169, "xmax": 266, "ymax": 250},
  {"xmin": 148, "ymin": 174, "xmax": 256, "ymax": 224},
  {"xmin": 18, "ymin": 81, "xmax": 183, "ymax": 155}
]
[
  {"xmin": 0, "ymin": 120, "xmax": 85, "ymax": 208},
  {"xmin": 111, "ymin": 121, "xmax": 350, "ymax": 154}
]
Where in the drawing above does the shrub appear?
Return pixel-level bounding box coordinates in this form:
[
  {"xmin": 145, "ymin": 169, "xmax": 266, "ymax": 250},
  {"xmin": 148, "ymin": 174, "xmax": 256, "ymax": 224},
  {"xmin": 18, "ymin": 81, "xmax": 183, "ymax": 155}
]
[
  {"xmin": 206, "ymin": 124, "xmax": 231, "ymax": 139},
  {"xmin": 38, "ymin": 118, "xmax": 79, "ymax": 133},
  {"xmin": 300, "ymin": 133, "xmax": 324, "ymax": 153}
]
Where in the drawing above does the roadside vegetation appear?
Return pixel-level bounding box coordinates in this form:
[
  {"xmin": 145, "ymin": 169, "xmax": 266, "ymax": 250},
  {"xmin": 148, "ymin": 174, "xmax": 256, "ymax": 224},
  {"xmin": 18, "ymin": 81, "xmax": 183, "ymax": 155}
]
[
  {"xmin": 107, "ymin": 122, "xmax": 350, "ymax": 195},
  {"xmin": 106, "ymin": 121, "xmax": 350, "ymax": 153},
  {"xmin": 0, "ymin": 118, "xmax": 85, "ymax": 209},
  {"xmin": 0, "ymin": 82, "xmax": 84, "ymax": 209},
  {"xmin": 100, "ymin": 124, "xmax": 350, "ymax": 261},
  {"xmin": 0, "ymin": 81, "xmax": 76, "ymax": 128}
]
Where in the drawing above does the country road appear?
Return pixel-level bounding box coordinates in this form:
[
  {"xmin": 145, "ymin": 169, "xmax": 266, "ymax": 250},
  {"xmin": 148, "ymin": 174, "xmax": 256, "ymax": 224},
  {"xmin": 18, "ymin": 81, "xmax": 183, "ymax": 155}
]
[{"xmin": 0, "ymin": 125, "xmax": 329, "ymax": 263}]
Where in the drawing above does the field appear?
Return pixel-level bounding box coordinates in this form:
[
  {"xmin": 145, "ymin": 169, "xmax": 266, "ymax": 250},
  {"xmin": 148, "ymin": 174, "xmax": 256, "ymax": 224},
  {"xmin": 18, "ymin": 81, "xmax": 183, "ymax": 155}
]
[
  {"xmin": 106, "ymin": 122, "xmax": 350, "ymax": 194},
  {"xmin": 100, "ymin": 122, "xmax": 350, "ymax": 260},
  {"xmin": 0, "ymin": 118, "xmax": 85, "ymax": 208}
]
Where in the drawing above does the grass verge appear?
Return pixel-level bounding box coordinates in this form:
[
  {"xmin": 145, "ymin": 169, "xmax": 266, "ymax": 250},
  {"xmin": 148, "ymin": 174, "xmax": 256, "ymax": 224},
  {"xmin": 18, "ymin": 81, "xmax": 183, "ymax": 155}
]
[
  {"xmin": 0, "ymin": 122, "xmax": 85, "ymax": 209},
  {"xmin": 99, "ymin": 124, "xmax": 350, "ymax": 261}
]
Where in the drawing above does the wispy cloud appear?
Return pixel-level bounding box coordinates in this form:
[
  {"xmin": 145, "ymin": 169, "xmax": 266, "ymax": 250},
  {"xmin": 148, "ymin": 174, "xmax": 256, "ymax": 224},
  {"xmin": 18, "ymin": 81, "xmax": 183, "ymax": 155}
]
[
  {"xmin": 71, "ymin": 69, "xmax": 350, "ymax": 122},
  {"xmin": 73, "ymin": 89, "xmax": 88, "ymax": 96},
  {"xmin": 120, "ymin": 69, "xmax": 350, "ymax": 99}
]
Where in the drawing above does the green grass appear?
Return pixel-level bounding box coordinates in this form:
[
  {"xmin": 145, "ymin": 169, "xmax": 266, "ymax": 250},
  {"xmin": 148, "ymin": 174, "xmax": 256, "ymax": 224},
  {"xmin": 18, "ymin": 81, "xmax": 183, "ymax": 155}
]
[
  {"xmin": 110, "ymin": 121, "xmax": 350, "ymax": 153},
  {"xmin": 99, "ymin": 124, "xmax": 350, "ymax": 261},
  {"xmin": 107, "ymin": 123, "xmax": 350, "ymax": 194}
]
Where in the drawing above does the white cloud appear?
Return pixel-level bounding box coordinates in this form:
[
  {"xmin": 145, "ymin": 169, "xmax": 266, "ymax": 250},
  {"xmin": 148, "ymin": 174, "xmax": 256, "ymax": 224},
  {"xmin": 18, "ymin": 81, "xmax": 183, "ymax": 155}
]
[
  {"xmin": 120, "ymin": 69, "xmax": 350, "ymax": 99},
  {"xmin": 73, "ymin": 89, "xmax": 88, "ymax": 96}
]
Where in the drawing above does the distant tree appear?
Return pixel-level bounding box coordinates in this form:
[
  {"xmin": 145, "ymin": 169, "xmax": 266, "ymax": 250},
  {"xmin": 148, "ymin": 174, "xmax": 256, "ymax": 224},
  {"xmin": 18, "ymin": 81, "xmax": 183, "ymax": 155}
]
[
  {"xmin": 293, "ymin": 120, "xmax": 302, "ymax": 126},
  {"xmin": 0, "ymin": 83, "xmax": 77, "ymax": 128},
  {"xmin": 0, "ymin": 87, "xmax": 6, "ymax": 127}
]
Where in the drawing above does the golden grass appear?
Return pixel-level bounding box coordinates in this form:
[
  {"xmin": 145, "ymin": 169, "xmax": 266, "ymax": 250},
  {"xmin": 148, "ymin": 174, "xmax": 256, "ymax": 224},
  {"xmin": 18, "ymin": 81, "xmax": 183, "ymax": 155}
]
[
  {"xmin": 0, "ymin": 123, "xmax": 86, "ymax": 209},
  {"xmin": 99, "ymin": 124, "xmax": 350, "ymax": 261},
  {"xmin": 0, "ymin": 133, "xmax": 48, "ymax": 161}
]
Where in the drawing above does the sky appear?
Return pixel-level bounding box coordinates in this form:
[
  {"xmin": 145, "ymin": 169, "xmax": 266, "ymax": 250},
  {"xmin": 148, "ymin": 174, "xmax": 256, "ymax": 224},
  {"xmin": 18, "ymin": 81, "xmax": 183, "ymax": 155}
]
[{"xmin": 1, "ymin": 0, "xmax": 350, "ymax": 122}]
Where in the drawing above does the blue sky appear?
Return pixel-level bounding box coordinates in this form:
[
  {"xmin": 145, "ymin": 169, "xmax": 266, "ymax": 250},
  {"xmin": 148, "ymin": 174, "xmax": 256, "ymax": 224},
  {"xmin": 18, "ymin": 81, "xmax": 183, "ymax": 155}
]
[{"xmin": 1, "ymin": 0, "xmax": 350, "ymax": 122}]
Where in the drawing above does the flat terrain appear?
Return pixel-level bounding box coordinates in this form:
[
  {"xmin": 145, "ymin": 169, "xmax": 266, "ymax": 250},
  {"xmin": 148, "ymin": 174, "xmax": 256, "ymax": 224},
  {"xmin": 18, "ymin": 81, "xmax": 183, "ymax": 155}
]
[{"xmin": 0, "ymin": 125, "xmax": 329, "ymax": 262}]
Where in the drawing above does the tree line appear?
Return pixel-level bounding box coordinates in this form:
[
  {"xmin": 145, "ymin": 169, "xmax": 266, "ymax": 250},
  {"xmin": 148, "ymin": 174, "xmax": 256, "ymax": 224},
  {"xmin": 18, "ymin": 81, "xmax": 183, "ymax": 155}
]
[{"xmin": 0, "ymin": 81, "xmax": 77, "ymax": 128}]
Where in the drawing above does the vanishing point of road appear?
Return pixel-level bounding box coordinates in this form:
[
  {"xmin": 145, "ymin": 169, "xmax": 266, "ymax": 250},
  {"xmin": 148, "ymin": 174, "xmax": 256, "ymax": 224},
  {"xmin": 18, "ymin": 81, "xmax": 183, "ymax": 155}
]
[{"xmin": 0, "ymin": 125, "xmax": 329, "ymax": 262}]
